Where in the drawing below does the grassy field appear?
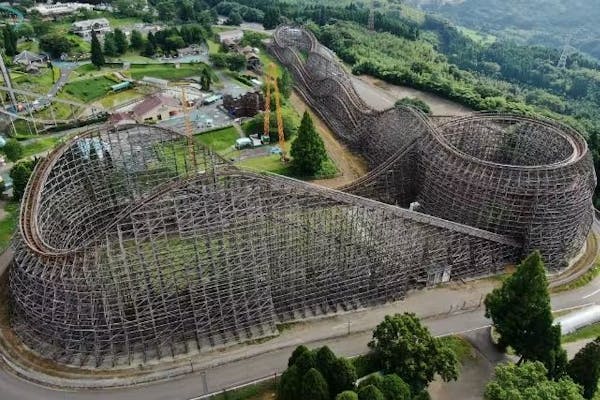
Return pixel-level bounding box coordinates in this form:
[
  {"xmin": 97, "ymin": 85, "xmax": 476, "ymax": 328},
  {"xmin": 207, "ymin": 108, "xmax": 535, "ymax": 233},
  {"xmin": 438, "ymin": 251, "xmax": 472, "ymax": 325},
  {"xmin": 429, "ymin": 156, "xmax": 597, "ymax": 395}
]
[
  {"xmin": 236, "ymin": 154, "xmax": 292, "ymax": 176},
  {"xmin": 62, "ymin": 76, "xmax": 116, "ymax": 102},
  {"xmin": 99, "ymin": 89, "xmax": 143, "ymax": 108},
  {"xmin": 128, "ymin": 63, "xmax": 207, "ymax": 81},
  {"xmin": 110, "ymin": 52, "xmax": 155, "ymax": 63},
  {"xmin": 208, "ymin": 379, "xmax": 276, "ymax": 400},
  {"xmin": 207, "ymin": 39, "xmax": 221, "ymax": 54},
  {"xmin": 12, "ymin": 68, "xmax": 55, "ymax": 93},
  {"xmin": 0, "ymin": 202, "xmax": 19, "ymax": 253},
  {"xmin": 562, "ymin": 323, "xmax": 600, "ymax": 344},
  {"xmin": 196, "ymin": 126, "xmax": 239, "ymax": 153},
  {"xmin": 16, "ymin": 40, "xmax": 40, "ymax": 53},
  {"xmin": 22, "ymin": 136, "xmax": 63, "ymax": 158}
]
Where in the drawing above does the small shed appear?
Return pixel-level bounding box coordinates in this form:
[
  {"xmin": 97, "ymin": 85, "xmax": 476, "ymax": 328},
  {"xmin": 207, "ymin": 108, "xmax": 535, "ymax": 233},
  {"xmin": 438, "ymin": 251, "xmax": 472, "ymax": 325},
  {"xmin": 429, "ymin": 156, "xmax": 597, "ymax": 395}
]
[{"xmin": 110, "ymin": 81, "xmax": 132, "ymax": 92}]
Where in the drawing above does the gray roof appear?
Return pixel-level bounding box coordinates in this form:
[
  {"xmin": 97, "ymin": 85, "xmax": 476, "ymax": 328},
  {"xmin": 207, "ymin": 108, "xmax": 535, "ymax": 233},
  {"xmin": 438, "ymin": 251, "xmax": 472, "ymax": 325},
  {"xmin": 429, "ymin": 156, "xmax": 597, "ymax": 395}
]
[{"xmin": 14, "ymin": 50, "xmax": 46, "ymax": 65}]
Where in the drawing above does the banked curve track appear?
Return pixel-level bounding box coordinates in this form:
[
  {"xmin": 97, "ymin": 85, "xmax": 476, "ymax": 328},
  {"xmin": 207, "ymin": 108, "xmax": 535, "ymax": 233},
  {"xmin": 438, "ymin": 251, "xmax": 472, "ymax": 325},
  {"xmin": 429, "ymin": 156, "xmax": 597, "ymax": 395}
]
[{"xmin": 6, "ymin": 27, "xmax": 596, "ymax": 369}]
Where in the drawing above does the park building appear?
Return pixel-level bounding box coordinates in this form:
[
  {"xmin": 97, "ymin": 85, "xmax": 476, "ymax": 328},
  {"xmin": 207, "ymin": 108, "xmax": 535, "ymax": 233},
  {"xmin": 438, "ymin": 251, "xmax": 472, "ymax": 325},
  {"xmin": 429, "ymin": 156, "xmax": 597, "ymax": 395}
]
[{"xmin": 70, "ymin": 18, "xmax": 111, "ymax": 40}]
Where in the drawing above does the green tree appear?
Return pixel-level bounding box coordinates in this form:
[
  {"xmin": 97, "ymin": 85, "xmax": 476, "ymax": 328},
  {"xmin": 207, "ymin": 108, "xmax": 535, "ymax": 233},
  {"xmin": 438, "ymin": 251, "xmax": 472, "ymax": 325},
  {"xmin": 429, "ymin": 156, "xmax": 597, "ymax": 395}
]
[
  {"xmin": 368, "ymin": 313, "xmax": 459, "ymax": 392},
  {"xmin": 2, "ymin": 139, "xmax": 23, "ymax": 162},
  {"xmin": 290, "ymin": 111, "xmax": 327, "ymax": 176},
  {"xmin": 10, "ymin": 158, "xmax": 39, "ymax": 201},
  {"xmin": 143, "ymin": 32, "xmax": 157, "ymax": 57},
  {"xmin": 39, "ymin": 33, "xmax": 72, "ymax": 58},
  {"xmin": 226, "ymin": 53, "xmax": 246, "ymax": 71},
  {"xmin": 395, "ymin": 97, "xmax": 431, "ymax": 115},
  {"xmin": 484, "ymin": 251, "xmax": 567, "ymax": 378},
  {"xmin": 336, "ymin": 391, "xmax": 359, "ymax": 400},
  {"xmin": 278, "ymin": 365, "xmax": 302, "ymax": 400},
  {"xmin": 358, "ymin": 374, "xmax": 383, "ymax": 390},
  {"xmin": 114, "ymin": 28, "xmax": 129, "ymax": 55},
  {"xmin": 329, "ymin": 357, "xmax": 358, "ymax": 396},
  {"xmin": 316, "ymin": 346, "xmax": 337, "ymax": 383},
  {"xmin": 288, "ymin": 345, "xmax": 310, "ymax": 367},
  {"xmin": 16, "ymin": 23, "xmax": 34, "ymax": 40},
  {"xmin": 567, "ymin": 337, "xmax": 600, "ymax": 399},
  {"xmin": 301, "ymin": 368, "xmax": 329, "ymax": 400},
  {"xmin": 227, "ymin": 10, "xmax": 243, "ymax": 26},
  {"xmin": 2, "ymin": 26, "xmax": 17, "ymax": 56},
  {"xmin": 263, "ymin": 7, "xmax": 280, "ymax": 30},
  {"xmin": 295, "ymin": 349, "xmax": 317, "ymax": 375},
  {"xmin": 156, "ymin": 0, "xmax": 176, "ymax": 21},
  {"xmin": 380, "ymin": 374, "xmax": 411, "ymax": 400},
  {"xmin": 103, "ymin": 32, "xmax": 118, "ymax": 57},
  {"xmin": 484, "ymin": 362, "xmax": 584, "ymax": 400},
  {"xmin": 357, "ymin": 385, "xmax": 385, "ymax": 400},
  {"xmin": 277, "ymin": 68, "xmax": 293, "ymax": 99},
  {"xmin": 200, "ymin": 67, "xmax": 212, "ymax": 91},
  {"xmin": 90, "ymin": 31, "xmax": 105, "ymax": 69},
  {"xmin": 130, "ymin": 30, "xmax": 145, "ymax": 50}
]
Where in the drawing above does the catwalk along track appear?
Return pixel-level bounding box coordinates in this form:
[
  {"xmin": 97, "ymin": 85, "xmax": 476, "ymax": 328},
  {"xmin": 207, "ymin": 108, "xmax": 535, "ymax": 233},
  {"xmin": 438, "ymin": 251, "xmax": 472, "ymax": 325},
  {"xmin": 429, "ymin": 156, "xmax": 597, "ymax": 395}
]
[{"xmin": 6, "ymin": 26, "xmax": 596, "ymax": 369}]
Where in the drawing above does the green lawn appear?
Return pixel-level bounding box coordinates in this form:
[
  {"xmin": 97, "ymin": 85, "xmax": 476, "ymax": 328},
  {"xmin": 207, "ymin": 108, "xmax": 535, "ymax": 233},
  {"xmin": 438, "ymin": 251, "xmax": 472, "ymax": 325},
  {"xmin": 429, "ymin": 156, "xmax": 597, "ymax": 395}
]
[
  {"xmin": 62, "ymin": 76, "xmax": 116, "ymax": 102},
  {"xmin": 17, "ymin": 40, "xmax": 40, "ymax": 53},
  {"xmin": 439, "ymin": 335, "xmax": 475, "ymax": 364},
  {"xmin": 562, "ymin": 323, "xmax": 600, "ymax": 344},
  {"xmin": 128, "ymin": 63, "xmax": 208, "ymax": 81},
  {"xmin": 0, "ymin": 202, "xmax": 19, "ymax": 253},
  {"xmin": 22, "ymin": 136, "xmax": 62, "ymax": 157},
  {"xmin": 203, "ymin": 378, "xmax": 276, "ymax": 400},
  {"xmin": 195, "ymin": 126, "xmax": 239, "ymax": 153},
  {"xmin": 12, "ymin": 68, "xmax": 55, "ymax": 93},
  {"xmin": 207, "ymin": 39, "xmax": 221, "ymax": 54},
  {"xmin": 236, "ymin": 154, "xmax": 292, "ymax": 175},
  {"xmin": 99, "ymin": 89, "xmax": 143, "ymax": 108},
  {"xmin": 110, "ymin": 52, "xmax": 155, "ymax": 63}
]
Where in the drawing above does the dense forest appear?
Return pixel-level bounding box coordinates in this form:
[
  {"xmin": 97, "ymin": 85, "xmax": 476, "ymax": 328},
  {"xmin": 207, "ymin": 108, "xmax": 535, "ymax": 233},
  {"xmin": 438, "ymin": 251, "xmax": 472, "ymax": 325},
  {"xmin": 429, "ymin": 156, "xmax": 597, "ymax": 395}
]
[{"xmin": 408, "ymin": 0, "xmax": 600, "ymax": 60}]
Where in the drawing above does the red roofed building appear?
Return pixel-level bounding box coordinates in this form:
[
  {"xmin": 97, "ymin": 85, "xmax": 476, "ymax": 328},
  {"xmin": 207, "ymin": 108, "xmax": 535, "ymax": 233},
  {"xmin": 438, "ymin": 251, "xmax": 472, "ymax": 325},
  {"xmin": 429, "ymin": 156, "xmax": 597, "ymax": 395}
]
[{"xmin": 131, "ymin": 94, "xmax": 181, "ymax": 123}]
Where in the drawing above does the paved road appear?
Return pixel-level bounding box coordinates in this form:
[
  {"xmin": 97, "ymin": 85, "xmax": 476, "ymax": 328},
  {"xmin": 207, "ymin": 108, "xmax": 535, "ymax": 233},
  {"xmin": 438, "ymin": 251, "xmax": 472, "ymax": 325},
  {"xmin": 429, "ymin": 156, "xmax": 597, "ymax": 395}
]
[{"xmin": 0, "ymin": 269, "xmax": 598, "ymax": 400}]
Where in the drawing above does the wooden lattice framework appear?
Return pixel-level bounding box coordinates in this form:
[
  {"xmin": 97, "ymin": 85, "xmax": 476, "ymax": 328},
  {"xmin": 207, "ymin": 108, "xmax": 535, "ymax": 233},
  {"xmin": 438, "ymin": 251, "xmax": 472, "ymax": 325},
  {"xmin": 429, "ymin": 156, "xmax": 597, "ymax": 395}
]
[{"xmin": 7, "ymin": 26, "xmax": 596, "ymax": 368}]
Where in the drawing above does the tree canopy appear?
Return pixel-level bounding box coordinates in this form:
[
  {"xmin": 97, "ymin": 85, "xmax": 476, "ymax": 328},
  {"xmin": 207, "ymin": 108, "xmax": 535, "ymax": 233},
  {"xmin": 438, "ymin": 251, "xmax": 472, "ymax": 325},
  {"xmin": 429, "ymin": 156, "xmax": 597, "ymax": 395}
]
[
  {"xmin": 2, "ymin": 139, "xmax": 23, "ymax": 162},
  {"xmin": 368, "ymin": 313, "xmax": 459, "ymax": 392},
  {"xmin": 90, "ymin": 31, "xmax": 105, "ymax": 69},
  {"xmin": 567, "ymin": 337, "xmax": 600, "ymax": 399},
  {"xmin": 290, "ymin": 111, "xmax": 327, "ymax": 177},
  {"xmin": 484, "ymin": 362, "xmax": 584, "ymax": 400},
  {"xmin": 10, "ymin": 158, "xmax": 39, "ymax": 201},
  {"xmin": 484, "ymin": 251, "xmax": 567, "ymax": 378}
]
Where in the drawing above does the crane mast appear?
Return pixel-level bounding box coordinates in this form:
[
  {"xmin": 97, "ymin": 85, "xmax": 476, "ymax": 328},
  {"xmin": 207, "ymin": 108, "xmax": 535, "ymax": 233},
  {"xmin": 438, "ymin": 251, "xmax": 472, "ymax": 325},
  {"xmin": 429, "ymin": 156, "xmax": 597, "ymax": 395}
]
[{"xmin": 264, "ymin": 63, "xmax": 286, "ymax": 160}]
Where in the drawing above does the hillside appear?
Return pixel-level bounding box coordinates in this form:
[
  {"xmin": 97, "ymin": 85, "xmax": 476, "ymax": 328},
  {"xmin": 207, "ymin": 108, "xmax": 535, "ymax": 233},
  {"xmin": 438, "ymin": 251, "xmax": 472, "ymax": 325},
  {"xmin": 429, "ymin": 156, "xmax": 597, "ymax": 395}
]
[{"xmin": 407, "ymin": 0, "xmax": 600, "ymax": 59}]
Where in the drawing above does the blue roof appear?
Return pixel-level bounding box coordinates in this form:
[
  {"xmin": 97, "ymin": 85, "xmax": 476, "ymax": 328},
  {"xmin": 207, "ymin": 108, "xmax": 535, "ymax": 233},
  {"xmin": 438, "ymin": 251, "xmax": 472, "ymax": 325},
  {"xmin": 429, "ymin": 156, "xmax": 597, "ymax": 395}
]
[{"xmin": 111, "ymin": 81, "xmax": 131, "ymax": 91}]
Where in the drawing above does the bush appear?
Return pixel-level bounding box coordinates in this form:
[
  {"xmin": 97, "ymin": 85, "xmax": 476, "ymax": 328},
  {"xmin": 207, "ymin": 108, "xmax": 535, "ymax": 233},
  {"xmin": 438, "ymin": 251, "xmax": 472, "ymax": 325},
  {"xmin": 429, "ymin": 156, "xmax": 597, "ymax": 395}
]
[
  {"xmin": 277, "ymin": 365, "xmax": 303, "ymax": 400},
  {"xmin": 380, "ymin": 374, "xmax": 411, "ymax": 400},
  {"xmin": 358, "ymin": 373, "xmax": 383, "ymax": 389},
  {"xmin": 288, "ymin": 345, "xmax": 310, "ymax": 367},
  {"xmin": 3, "ymin": 139, "xmax": 24, "ymax": 162},
  {"xmin": 301, "ymin": 368, "xmax": 329, "ymax": 400},
  {"xmin": 395, "ymin": 97, "xmax": 432, "ymax": 115},
  {"xmin": 357, "ymin": 385, "xmax": 385, "ymax": 400},
  {"xmin": 336, "ymin": 391, "xmax": 359, "ymax": 400}
]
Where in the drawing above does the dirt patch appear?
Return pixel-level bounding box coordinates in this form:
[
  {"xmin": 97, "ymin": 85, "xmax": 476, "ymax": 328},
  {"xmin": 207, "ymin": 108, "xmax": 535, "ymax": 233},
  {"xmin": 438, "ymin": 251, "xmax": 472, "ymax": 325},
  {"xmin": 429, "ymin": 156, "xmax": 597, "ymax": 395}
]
[
  {"xmin": 289, "ymin": 92, "xmax": 368, "ymax": 188},
  {"xmin": 351, "ymin": 75, "xmax": 473, "ymax": 116}
]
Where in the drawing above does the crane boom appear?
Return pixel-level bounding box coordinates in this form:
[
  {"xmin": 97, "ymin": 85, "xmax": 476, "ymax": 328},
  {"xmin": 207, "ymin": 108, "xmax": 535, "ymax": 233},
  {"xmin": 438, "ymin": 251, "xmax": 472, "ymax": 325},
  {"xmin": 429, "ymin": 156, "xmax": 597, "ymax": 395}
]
[
  {"xmin": 264, "ymin": 63, "xmax": 286, "ymax": 160},
  {"xmin": 180, "ymin": 87, "xmax": 197, "ymax": 171}
]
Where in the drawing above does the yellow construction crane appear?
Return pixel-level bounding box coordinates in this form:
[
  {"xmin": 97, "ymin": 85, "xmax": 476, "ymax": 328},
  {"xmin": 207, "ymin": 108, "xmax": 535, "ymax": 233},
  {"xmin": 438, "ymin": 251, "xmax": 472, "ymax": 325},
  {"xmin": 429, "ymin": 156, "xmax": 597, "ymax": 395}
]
[
  {"xmin": 180, "ymin": 87, "xmax": 197, "ymax": 171},
  {"xmin": 264, "ymin": 63, "xmax": 287, "ymax": 161}
]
